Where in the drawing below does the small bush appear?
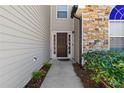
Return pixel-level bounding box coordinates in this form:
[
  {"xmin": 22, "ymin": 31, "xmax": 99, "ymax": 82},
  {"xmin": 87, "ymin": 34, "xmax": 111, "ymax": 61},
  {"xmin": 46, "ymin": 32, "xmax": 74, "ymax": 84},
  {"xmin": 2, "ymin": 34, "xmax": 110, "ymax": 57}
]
[
  {"xmin": 43, "ymin": 62, "xmax": 51, "ymax": 69},
  {"xmin": 32, "ymin": 70, "xmax": 46, "ymax": 80}
]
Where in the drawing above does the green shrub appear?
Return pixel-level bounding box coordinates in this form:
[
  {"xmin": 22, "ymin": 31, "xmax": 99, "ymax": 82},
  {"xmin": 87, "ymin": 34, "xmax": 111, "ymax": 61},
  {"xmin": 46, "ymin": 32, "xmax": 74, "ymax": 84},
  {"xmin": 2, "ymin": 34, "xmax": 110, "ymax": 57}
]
[
  {"xmin": 83, "ymin": 50, "xmax": 124, "ymax": 88},
  {"xmin": 32, "ymin": 70, "xmax": 46, "ymax": 80},
  {"xmin": 43, "ymin": 62, "xmax": 51, "ymax": 69}
]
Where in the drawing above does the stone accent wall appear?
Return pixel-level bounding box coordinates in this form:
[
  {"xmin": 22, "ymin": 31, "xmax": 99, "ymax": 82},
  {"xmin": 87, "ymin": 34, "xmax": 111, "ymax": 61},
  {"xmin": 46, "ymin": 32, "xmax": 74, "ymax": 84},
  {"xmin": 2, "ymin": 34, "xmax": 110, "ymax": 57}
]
[{"xmin": 82, "ymin": 5, "xmax": 111, "ymax": 52}]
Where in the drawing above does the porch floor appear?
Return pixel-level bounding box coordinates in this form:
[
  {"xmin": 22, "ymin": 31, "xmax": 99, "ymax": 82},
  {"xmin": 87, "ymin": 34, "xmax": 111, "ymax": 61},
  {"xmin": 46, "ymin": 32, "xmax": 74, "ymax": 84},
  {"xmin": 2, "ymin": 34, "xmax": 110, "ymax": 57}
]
[{"xmin": 41, "ymin": 59, "xmax": 83, "ymax": 88}]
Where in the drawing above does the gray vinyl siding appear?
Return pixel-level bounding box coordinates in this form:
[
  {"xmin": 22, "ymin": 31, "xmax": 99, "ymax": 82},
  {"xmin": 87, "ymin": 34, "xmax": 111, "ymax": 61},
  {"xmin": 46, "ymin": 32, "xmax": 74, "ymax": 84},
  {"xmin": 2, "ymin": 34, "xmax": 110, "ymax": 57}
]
[
  {"xmin": 110, "ymin": 37, "xmax": 124, "ymax": 48},
  {"xmin": 0, "ymin": 5, "xmax": 50, "ymax": 87}
]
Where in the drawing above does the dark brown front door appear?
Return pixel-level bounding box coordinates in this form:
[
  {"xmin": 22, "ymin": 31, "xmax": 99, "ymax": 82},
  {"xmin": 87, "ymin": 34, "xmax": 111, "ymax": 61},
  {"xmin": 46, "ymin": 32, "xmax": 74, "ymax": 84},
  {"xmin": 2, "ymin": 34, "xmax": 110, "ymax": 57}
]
[{"xmin": 57, "ymin": 33, "xmax": 67, "ymax": 57}]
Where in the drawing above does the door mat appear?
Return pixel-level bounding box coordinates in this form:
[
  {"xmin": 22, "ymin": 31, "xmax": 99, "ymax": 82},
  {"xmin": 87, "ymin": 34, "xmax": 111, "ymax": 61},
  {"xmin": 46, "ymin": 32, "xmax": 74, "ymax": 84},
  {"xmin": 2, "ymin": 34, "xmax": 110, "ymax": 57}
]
[{"xmin": 58, "ymin": 59, "xmax": 70, "ymax": 61}]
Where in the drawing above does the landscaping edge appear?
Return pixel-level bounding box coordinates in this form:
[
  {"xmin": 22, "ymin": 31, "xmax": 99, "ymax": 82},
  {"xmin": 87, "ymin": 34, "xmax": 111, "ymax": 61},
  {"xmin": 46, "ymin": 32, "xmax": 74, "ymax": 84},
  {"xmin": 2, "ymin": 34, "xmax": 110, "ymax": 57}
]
[{"xmin": 24, "ymin": 64, "xmax": 51, "ymax": 88}]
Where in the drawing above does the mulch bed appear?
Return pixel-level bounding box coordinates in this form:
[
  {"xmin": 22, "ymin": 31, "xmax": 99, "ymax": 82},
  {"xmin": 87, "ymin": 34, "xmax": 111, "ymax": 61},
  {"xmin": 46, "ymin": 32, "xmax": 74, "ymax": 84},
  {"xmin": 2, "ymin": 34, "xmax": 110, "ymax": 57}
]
[
  {"xmin": 73, "ymin": 63, "xmax": 106, "ymax": 88},
  {"xmin": 24, "ymin": 64, "xmax": 51, "ymax": 88}
]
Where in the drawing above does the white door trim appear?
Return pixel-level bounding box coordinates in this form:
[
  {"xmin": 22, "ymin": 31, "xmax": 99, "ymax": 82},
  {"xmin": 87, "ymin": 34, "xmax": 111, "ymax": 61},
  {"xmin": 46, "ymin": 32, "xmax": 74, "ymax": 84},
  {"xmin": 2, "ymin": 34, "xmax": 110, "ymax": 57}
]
[{"xmin": 50, "ymin": 31, "xmax": 74, "ymax": 59}]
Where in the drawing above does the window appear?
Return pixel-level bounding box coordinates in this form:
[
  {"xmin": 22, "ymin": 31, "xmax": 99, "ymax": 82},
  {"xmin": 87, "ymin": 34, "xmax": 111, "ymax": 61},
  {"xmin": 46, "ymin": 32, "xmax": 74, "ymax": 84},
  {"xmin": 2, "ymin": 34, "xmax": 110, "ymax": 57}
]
[
  {"xmin": 109, "ymin": 5, "xmax": 124, "ymax": 51},
  {"xmin": 109, "ymin": 5, "xmax": 124, "ymax": 20},
  {"xmin": 56, "ymin": 5, "xmax": 68, "ymax": 19}
]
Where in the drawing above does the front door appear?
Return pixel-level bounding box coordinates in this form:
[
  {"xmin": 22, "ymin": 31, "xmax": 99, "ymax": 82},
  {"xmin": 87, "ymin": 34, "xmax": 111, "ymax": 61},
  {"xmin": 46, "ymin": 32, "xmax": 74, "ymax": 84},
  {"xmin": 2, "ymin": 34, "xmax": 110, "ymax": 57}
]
[
  {"xmin": 57, "ymin": 33, "xmax": 67, "ymax": 57},
  {"xmin": 51, "ymin": 31, "xmax": 73, "ymax": 59}
]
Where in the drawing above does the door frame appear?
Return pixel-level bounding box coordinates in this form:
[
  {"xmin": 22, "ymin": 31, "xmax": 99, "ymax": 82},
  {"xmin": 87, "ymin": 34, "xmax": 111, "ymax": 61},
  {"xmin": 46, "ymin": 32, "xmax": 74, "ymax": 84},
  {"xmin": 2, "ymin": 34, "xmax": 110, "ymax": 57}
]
[{"xmin": 50, "ymin": 31, "xmax": 74, "ymax": 59}]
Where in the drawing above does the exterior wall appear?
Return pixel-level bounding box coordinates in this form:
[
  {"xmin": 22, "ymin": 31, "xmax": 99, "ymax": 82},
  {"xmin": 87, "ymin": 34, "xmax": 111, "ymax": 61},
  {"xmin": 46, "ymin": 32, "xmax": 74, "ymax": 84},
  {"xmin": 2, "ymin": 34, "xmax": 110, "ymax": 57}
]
[
  {"xmin": 0, "ymin": 5, "xmax": 50, "ymax": 87},
  {"xmin": 110, "ymin": 18, "xmax": 124, "ymax": 50},
  {"xmin": 110, "ymin": 37, "xmax": 124, "ymax": 48},
  {"xmin": 110, "ymin": 21, "xmax": 124, "ymax": 36},
  {"xmin": 74, "ymin": 18, "xmax": 80, "ymax": 63},
  {"xmin": 50, "ymin": 5, "xmax": 74, "ymax": 31},
  {"xmin": 50, "ymin": 5, "xmax": 74, "ymax": 58},
  {"xmin": 82, "ymin": 5, "xmax": 111, "ymax": 52}
]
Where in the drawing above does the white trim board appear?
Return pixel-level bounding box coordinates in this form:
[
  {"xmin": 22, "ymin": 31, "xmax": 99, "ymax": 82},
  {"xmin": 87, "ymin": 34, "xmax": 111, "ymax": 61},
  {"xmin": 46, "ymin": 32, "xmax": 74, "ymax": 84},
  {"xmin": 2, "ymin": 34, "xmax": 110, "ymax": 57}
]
[{"xmin": 110, "ymin": 36, "xmax": 124, "ymax": 37}]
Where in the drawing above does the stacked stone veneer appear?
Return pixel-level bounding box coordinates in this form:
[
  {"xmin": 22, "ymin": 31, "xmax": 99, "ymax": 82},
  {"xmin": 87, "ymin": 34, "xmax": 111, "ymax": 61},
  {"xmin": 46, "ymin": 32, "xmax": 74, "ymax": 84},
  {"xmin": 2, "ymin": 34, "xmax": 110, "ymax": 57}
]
[{"xmin": 83, "ymin": 5, "xmax": 111, "ymax": 52}]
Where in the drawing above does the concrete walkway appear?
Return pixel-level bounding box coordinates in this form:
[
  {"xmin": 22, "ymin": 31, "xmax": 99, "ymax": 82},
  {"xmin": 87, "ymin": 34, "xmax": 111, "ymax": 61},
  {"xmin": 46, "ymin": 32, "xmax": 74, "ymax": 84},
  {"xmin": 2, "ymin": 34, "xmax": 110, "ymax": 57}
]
[{"xmin": 41, "ymin": 60, "xmax": 83, "ymax": 88}]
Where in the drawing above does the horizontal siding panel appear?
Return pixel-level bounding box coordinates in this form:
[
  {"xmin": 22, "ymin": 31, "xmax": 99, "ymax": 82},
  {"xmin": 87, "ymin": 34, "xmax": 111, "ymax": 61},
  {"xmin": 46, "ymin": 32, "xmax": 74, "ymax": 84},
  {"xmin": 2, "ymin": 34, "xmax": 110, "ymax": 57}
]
[
  {"xmin": 0, "ymin": 49, "xmax": 44, "ymax": 68},
  {"xmin": 0, "ymin": 5, "xmax": 50, "ymax": 87}
]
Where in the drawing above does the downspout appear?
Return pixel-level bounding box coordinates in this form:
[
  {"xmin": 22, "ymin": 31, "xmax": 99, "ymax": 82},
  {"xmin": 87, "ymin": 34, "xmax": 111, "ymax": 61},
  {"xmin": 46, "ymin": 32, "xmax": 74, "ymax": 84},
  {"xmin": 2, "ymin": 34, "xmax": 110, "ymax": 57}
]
[
  {"xmin": 71, "ymin": 5, "xmax": 83, "ymax": 67},
  {"xmin": 73, "ymin": 15, "xmax": 80, "ymax": 20},
  {"xmin": 79, "ymin": 19, "xmax": 83, "ymax": 68}
]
